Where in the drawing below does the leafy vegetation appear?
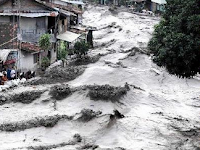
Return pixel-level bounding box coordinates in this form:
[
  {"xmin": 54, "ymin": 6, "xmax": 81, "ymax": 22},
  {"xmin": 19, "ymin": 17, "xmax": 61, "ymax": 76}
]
[
  {"xmin": 74, "ymin": 40, "xmax": 89, "ymax": 57},
  {"xmin": 39, "ymin": 34, "xmax": 51, "ymax": 50},
  {"xmin": 57, "ymin": 41, "xmax": 67, "ymax": 60},
  {"xmin": 148, "ymin": 0, "xmax": 200, "ymax": 77},
  {"xmin": 41, "ymin": 57, "xmax": 50, "ymax": 69}
]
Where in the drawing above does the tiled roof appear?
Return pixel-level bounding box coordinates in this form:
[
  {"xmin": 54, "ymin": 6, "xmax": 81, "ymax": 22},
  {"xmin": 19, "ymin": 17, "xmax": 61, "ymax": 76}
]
[
  {"xmin": 20, "ymin": 42, "xmax": 41, "ymax": 52},
  {"xmin": 44, "ymin": 1, "xmax": 83, "ymax": 14},
  {"xmin": 13, "ymin": 42, "xmax": 41, "ymax": 53}
]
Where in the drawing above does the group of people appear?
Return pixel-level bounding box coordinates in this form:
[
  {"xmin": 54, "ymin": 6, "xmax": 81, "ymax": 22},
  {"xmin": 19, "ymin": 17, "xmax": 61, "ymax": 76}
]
[
  {"xmin": 0, "ymin": 69, "xmax": 36, "ymax": 85},
  {"xmin": 0, "ymin": 71, "xmax": 8, "ymax": 85}
]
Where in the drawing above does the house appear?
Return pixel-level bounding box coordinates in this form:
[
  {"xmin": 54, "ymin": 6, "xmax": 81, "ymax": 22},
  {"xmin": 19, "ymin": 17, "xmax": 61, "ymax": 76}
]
[
  {"xmin": 41, "ymin": 0, "xmax": 95, "ymax": 48},
  {"xmin": 148, "ymin": 0, "xmax": 166, "ymax": 13},
  {"xmin": 0, "ymin": 0, "xmax": 60, "ymax": 72}
]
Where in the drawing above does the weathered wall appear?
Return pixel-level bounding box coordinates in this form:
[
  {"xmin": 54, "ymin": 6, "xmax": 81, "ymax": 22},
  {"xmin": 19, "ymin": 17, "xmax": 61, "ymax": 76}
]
[
  {"xmin": 151, "ymin": 2, "xmax": 157, "ymax": 12},
  {"xmin": 0, "ymin": 22, "xmax": 17, "ymax": 49},
  {"xmin": 19, "ymin": 51, "xmax": 37, "ymax": 72},
  {"xmin": 20, "ymin": 17, "xmax": 47, "ymax": 43},
  {"xmin": 0, "ymin": 16, "xmax": 10, "ymax": 23},
  {"xmin": 0, "ymin": 0, "xmax": 50, "ymax": 11}
]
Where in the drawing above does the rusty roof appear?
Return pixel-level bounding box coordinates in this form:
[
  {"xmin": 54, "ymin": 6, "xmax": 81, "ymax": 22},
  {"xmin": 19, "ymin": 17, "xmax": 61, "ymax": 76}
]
[{"xmin": 43, "ymin": 1, "xmax": 83, "ymax": 14}]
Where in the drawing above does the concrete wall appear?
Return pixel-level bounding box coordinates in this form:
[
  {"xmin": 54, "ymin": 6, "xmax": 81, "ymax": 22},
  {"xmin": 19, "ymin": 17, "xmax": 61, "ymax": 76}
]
[
  {"xmin": 20, "ymin": 17, "xmax": 47, "ymax": 33},
  {"xmin": 0, "ymin": 16, "xmax": 10, "ymax": 23},
  {"xmin": 151, "ymin": 2, "xmax": 157, "ymax": 12},
  {"xmin": 151, "ymin": 0, "xmax": 166, "ymax": 4},
  {"xmin": 19, "ymin": 51, "xmax": 38, "ymax": 72},
  {"xmin": 51, "ymin": 48, "xmax": 57, "ymax": 63},
  {"xmin": 20, "ymin": 17, "xmax": 47, "ymax": 43},
  {"xmin": 20, "ymin": 18, "xmax": 37, "ymax": 32},
  {"xmin": 151, "ymin": 2, "xmax": 165, "ymax": 12},
  {"xmin": 0, "ymin": 0, "xmax": 50, "ymax": 11}
]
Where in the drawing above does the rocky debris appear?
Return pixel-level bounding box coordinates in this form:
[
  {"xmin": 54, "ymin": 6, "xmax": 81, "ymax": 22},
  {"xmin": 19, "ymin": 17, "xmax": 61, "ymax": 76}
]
[
  {"xmin": 87, "ymin": 84, "xmax": 129, "ymax": 102},
  {"xmin": 101, "ymin": 39, "xmax": 117, "ymax": 48},
  {"xmin": 49, "ymin": 84, "xmax": 72, "ymax": 100},
  {"xmin": 0, "ymin": 115, "xmax": 72, "ymax": 132},
  {"xmin": 114, "ymin": 110, "xmax": 125, "ymax": 119},
  {"xmin": 26, "ymin": 134, "xmax": 79, "ymax": 150},
  {"xmin": 9, "ymin": 91, "xmax": 44, "ymax": 104},
  {"xmin": 29, "ymin": 66, "xmax": 86, "ymax": 85},
  {"xmin": 120, "ymin": 46, "xmax": 148, "ymax": 56},
  {"xmin": 0, "ymin": 95, "xmax": 8, "ymax": 105},
  {"xmin": 68, "ymin": 55, "xmax": 101, "ymax": 66},
  {"xmin": 180, "ymin": 129, "xmax": 199, "ymax": 137},
  {"xmin": 73, "ymin": 134, "xmax": 82, "ymax": 143},
  {"xmin": 80, "ymin": 144, "xmax": 99, "ymax": 150},
  {"xmin": 24, "ymin": 134, "xmax": 82, "ymax": 150},
  {"xmin": 115, "ymin": 147, "xmax": 126, "ymax": 150},
  {"xmin": 27, "ymin": 142, "xmax": 75, "ymax": 150},
  {"xmin": 78, "ymin": 109, "xmax": 102, "ymax": 122},
  {"xmin": 107, "ymin": 110, "xmax": 124, "ymax": 128}
]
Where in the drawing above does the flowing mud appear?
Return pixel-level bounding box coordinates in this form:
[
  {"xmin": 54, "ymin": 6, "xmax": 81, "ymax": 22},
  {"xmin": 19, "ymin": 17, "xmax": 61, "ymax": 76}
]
[{"xmin": 0, "ymin": 5, "xmax": 200, "ymax": 150}]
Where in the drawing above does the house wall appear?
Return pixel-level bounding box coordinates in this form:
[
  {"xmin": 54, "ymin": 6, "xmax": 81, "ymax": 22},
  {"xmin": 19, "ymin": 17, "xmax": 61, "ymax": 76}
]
[
  {"xmin": 0, "ymin": 0, "xmax": 51, "ymax": 11},
  {"xmin": 0, "ymin": 16, "xmax": 10, "ymax": 23},
  {"xmin": 151, "ymin": 0, "xmax": 166, "ymax": 4},
  {"xmin": 19, "ymin": 51, "xmax": 38, "ymax": 72},
  {"xmin": 151, "ymin": 2, "xmax": 165, "ymax": 12},
  {"xmin": 20, "ymin": 17, "xmax": 48, "ymax": 43},
  {"xmin": 51, "ymin": 47, "xmax": 57, "ymax": 63},
  {"xmin": 151, "ymin": 2, "xmax": 157, "ymax": 12}
]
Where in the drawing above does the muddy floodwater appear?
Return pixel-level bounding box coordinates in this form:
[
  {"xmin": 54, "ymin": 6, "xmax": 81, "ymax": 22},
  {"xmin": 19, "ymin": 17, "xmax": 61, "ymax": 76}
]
[{"xmin": 0, "ymin": 5, "xmax": 200, "ymax": 150}]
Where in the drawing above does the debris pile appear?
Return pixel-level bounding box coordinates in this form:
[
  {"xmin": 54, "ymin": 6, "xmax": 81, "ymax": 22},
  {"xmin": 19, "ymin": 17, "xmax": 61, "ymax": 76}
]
[
  {"xmin": 0, "ymin": 115, "xmax": 71, "ymax": 132},
  {"xmin": 68, "ymin": 55, "xmax": 101, "ymax": 66},
  {"xmin": 87, "ymin": 84, "xmax": 129, "ymax": 102},
  {"xmin": 30, "ymin": 66, "xmax": 86, "ymax": 85},
  {"xmin": 78, "ymin": 109, "xmax": 102, "ymax": 122},
  {"xmin": 49, "ymin": 84, "xmax": 72, "ymax": 100},
  {"xmin": 9, "ymin": 91, "xmax": 44, "ymax": 104}
]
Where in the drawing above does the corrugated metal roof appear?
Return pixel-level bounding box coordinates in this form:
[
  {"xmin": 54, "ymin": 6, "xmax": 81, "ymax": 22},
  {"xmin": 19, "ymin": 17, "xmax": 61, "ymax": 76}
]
[
  {"xmin": 57, "ymin": 31, "xmax": 81, "ymax": 43},
  {"xmin": 0, "ymin": 12, "xmax": 58, "ymax": 17},
  {"xmin": 60, "ymin": 9, "xmax": 77, "ymax": 16},
  {"xmin": 60, "ymin": 0, "xmax": 85, "ymax": 5}
]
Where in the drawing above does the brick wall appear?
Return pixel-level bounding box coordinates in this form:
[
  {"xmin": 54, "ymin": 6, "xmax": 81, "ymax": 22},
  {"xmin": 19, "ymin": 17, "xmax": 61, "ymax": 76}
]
[{"xmin": 0, "ymin": 22, "xmax": 18, "ymax": 49}]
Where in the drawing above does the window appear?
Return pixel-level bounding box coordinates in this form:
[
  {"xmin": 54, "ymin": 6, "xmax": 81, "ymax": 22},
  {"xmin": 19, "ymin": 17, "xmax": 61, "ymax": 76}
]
[{"xmin": 33, "ymin": 53, "xmax": 39, "ymax": 64}]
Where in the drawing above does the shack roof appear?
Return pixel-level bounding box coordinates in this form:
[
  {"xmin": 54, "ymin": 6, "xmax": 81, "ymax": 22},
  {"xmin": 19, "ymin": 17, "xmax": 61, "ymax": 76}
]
[
  {"xmin": 57, "ymin": 31, "xmax": 81, "ymax": 43},
  {"xmin": 60, "ymin": 0, "xmax": 85, "ymax": 5},
  {"xmin": 42, "ymin": 1, "xmax": 83, "ymax": 14},
  {"xmin": 0, "ymin": 12, "xmax": 58, "ymax": 17}
]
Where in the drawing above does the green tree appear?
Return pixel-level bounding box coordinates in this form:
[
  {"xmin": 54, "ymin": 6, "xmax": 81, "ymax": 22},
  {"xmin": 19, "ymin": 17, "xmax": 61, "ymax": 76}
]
[
  {"xmin": 74, "ymin": 40, "xmax": 89, "ymax": 57},
  {"xmin": 57, "ymin": 41, "xmax": 67, "ymax": 60},
  {"xmin": 148, "ymin": 0, "xmax": 200, "ymax": 77},
  {"xmin": 41, "ymin": 57, "xmax": 50, "ymax": 69},
  {"xmin": 39, "ymin": 34, "xmax": 51, "ymax": 50}
]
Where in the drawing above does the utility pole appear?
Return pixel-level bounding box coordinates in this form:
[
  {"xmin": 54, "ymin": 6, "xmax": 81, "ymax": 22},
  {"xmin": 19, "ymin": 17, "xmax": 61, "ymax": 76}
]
[{"xmin": 18, "ymin": 0, "xmax": 21, "ymax": 72}]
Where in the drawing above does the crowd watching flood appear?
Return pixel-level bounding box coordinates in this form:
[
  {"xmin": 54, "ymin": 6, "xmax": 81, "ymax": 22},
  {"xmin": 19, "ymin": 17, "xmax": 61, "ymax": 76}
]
[{"xmin": 0, "ymin": 68, "xmax": 35, "ymax": 86}]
